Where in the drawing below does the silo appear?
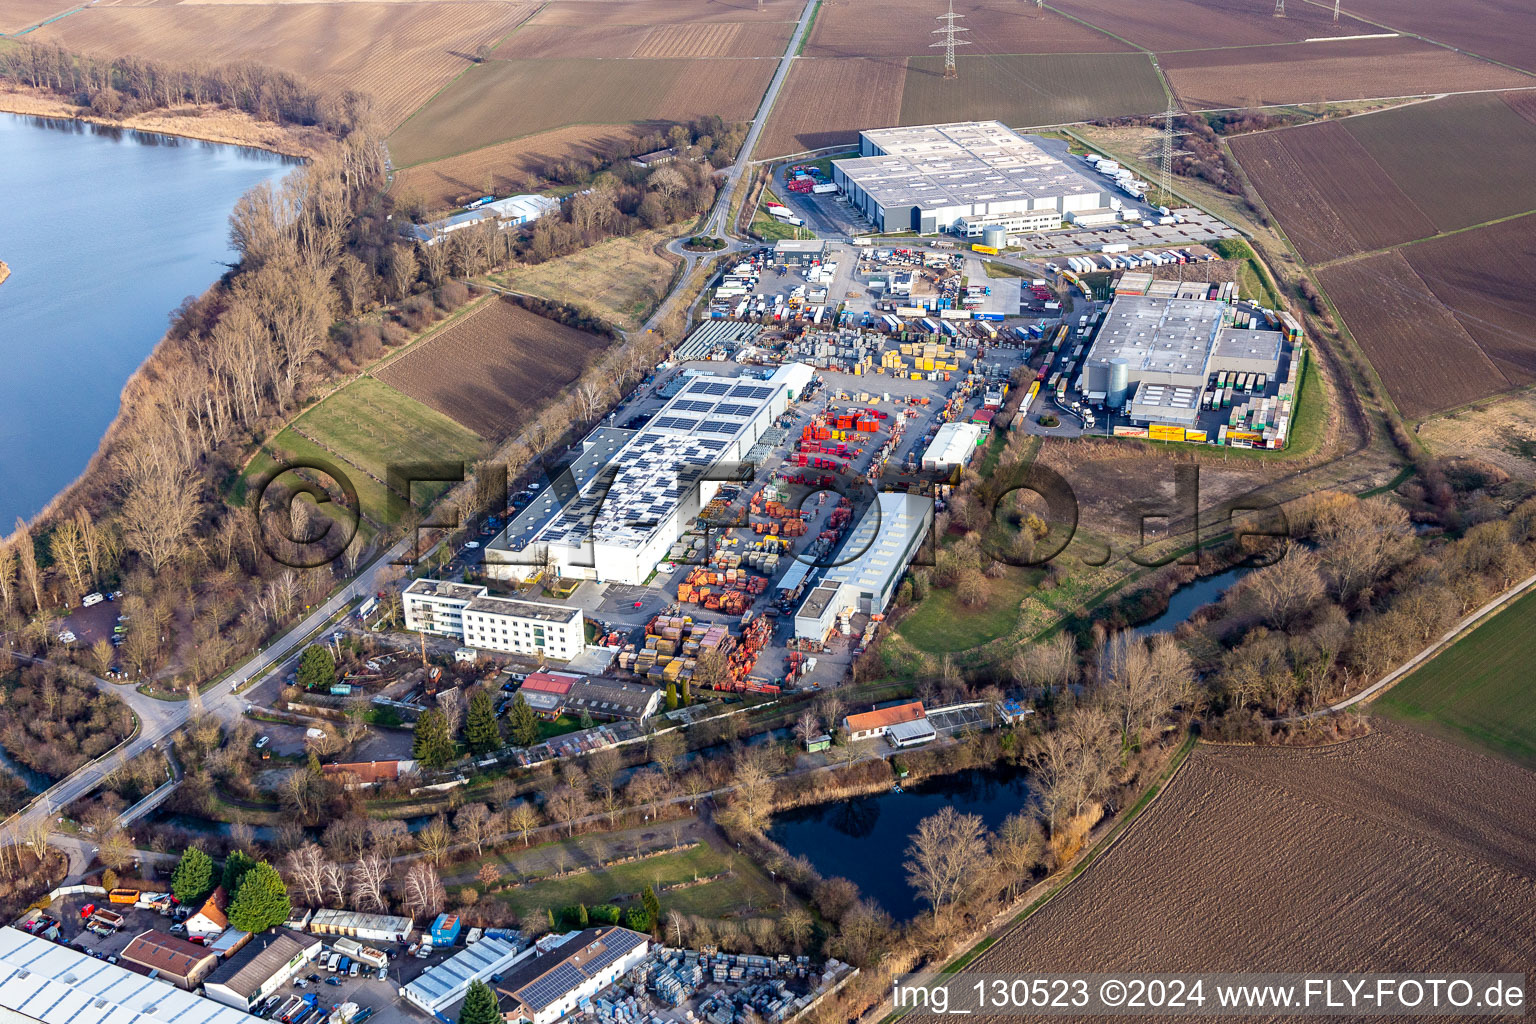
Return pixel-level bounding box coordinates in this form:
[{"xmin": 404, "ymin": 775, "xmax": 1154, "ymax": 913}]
[
  {"xmin": 1107, "ymin": 358, "xmax": 1131, "ymax": 409},
  {"xmin": 982, "ymin": 225, "xmax": 1008, "ymax": 250}
]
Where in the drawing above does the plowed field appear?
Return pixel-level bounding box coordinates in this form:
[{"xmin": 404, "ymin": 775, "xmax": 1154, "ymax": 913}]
[
  {"xmin": 1339, "ymin": 92, "xmax": 1536, "ymax": 233},
  {"xmin": 374, "ymin": 297, "xmax": 610, "ymax": 439},
  {"xmin": 388, "ymin": 57, "xmax": 772, "ymax": 166},
  {"xmin": 968, "ymin": 727, "xmax": 1536, "ymax": 1018},
  {"xmin": 496, "ymin": 17, "xmax": 793, "ymax": 58},
  {"xmin": 1228, "ymin": 120, "xmax": 1434, "ymax": 263},
  {"xmin": 1331, "ymin": 0, "xmax": 1536, "ymax": 73},
  {"xmin": 1049, "ymin": 0, "xmax": 1375, "ymax": 49},
  {"xmin": 392, "ymin": 125, "xmax": 644, "ymax": 208},
  {"xmin": 898, "ymin": 52, "xmax": 1165, "ymax": 129},
  {"xmin": 1317, "ymin": 253, "xmax": 1507, "ymax": 419},
  {"xmin": 1230, "ymin": 92, "xmax": 1536, "ymax": 262},
  {"xmin": 527, "ymin": 0, "xmax": 802, "ymax": 27},
  {"xmin": 31, "ymin": 1, "xmax": 536, "ymax": 129},
  {"xmin": 1162, "ymin": 37, "xmax": 1534, "ymax": 110},
  {"xmin": 1403, "ymin": 214, "xmax": 1536, "ymax": 388},
  {"xmin": 757, "ymin": 57, "xmax": 907, "ymax": 157},
  {"xmin": 0, "ymin": 0, "xmax": 71, "ymax": 33},
  {"xmin": 802, "ymin": 0, "xmax": 1129, "ymax": 59}
]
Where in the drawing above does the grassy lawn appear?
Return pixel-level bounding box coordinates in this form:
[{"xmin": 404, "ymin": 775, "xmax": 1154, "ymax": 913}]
[
  {"xmin": 1377, "ymin": 587, "xmax": 1536, "ymax": 767},
  {"xmin": 487, "ymin": 230, "xmax": 677, "ymax": 332},
  {"xmin": 246, "ymin": 377, "xmax": 484, "ymax": 525},
  {"xmin": 897, "ymin": 566, "xmax": 1041, "ymax": 654},
  {"xmin": 538, "ymin": 715, "xmax": 584, "ymax": 741},
  {"xmin": 484, "ymin": 840, "xmax": 785, "ymax": 919},
  {"xmin": 751, "ymin": 188, "xmax": 812, "ymax": 242}
]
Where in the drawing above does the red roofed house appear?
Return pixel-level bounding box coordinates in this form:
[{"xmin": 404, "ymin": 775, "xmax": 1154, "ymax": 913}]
[
  {"xmin": 518, "ymin": 672, "xmax": 578, "ymax": 719},
  {"xmin": 843, "ymin": 701, "xmax": 926, "ymax": 742},
  {"xmin": 321, "ymin": 759, "xmax": 418, "ymax": 789},
  {"xmin": 185, "ymin": 886, "xmax": 229, "ymax": 940}
]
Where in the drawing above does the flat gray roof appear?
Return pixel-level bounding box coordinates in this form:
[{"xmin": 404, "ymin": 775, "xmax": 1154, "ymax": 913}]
[
  {"xmin": 774, "ymin": 239, "xmax": 826, "ymax": 253},
  {"xmin": 405, "ymin": 579, "xmax": 485, "ymax": 601},
  {"xmin": 1213, "ymin": 327, "xmax": 1284, "ymax": 363},
  {"xmin": 464, "ymin": 595, "xmax": 581, "ymax": 623},
  {"xmin": 798, "ymin": 584, "xmax": 844, "ymax": 621},
  {"xmin": 838, "ymin": 121, "xmax": 1104, "ymax": 212},
  {"xmin": 1087, "ymin": 294, "xmax": 1226, "ymax": 379}
]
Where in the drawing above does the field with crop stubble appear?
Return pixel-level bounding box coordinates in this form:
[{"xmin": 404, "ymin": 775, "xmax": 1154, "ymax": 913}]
[{"xmin": 966, "ymin": 726, "xmax": 1536, "ymax": 1022}]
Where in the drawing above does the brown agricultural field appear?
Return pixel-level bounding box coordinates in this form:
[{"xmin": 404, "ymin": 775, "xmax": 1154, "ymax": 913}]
[
  {"xmin": 374, "ymin": 297, "xmax": 610, "ymax": 440},
  {"xmin": 388, "ymin": 57, "xmax": 770, "ymax": 167},
  {"xmin": 527, "ymin": 0, "xmax": 803, "ymax": 28},
  {"xmin": 969, "ymin": 726, "xmax": 1536, "ymax": 1016},
  {"xmin": 31, "ymin": 1, "xmax": 536, "ymax": 129},
  {"xmin": 1420, "ymin": 391, "xmax": 1536, "ymax": 483},
  {"xmin": 756, "ymin": 58, "xmax": 907, "ymax": 157},
  {"xmin": 1048, "ymin": 0, "xmax": 1376, "ymax": 50},
  {"xmin": 496, "ymin": 17, "xmax": 793, "ymax": 59},
  {"xmin": 1228, "ymin": 120, "xmax": 1435, "ymax": 263},
  {"xmin": 898, "ymin": 52, "xmax": 1166, "ymax": 129},
  {"xmin": 1339, "ymin": 91, "xmax": 1536, "ymax": 233},
  {"xmin": 0, "ymin": 0, "xmax": 72, "ymax": 34},
  {"xmin": 1162, "ymin": 37, "xmax": 1534, "ymax": 110},
  {"xmin": 1318, "ymin": 252, "xmax": 1508, "ymax": 419},
  {"xmin": 391, "ymin": 125, "xmax": 644, "ymax": 209},
  {"xmin": 1403, "ymin": 214, "xmax": 1536, "ymax": 388},
  {"xmin": 802, "ymin": 0, "xmax": 1129, "ymax": 59},
  {"xmin": 1332, "ymin": 0, "xmax": 1536, "ymax": 73}
]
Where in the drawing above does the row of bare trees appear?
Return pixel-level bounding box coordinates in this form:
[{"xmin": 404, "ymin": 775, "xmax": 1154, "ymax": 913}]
[{"xmin": 0, "ymin": 40, "xmax": 372, "ymax": 133}]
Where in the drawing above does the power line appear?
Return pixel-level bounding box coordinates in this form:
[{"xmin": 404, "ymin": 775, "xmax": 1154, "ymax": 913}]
[
  {"xmin": 1333, "ymin": 0, "xmax": 1341, "ymax": 22},
  {"xmin": 1160, "ymin": 105, "xmax": 1176, "ymax": 203},
  {"xmin": 1273, "ymin": 0, "xmax": 1285, "ymax": 16},
  {"xmin": 931, "ymin": 0, "xmax": 970, "ymax": 80}
]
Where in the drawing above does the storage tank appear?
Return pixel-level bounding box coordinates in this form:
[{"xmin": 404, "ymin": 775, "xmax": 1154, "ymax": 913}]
[
  {"xmin": 982, "ymin": 225, "xmax": 1008, "ymax": 250},
  {"xmin": 1107, "ymin": 358, "xmax": 1131, "ymax": 409}
]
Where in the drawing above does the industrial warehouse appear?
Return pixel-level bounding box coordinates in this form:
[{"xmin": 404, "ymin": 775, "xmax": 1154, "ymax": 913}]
[
  {"xmin": 832, "ymin": 122, "xmax": 1114, "ymax": 235},
  {"xmin": 485, "ymin": 362, "xmax": 814, "ymax": 586}
]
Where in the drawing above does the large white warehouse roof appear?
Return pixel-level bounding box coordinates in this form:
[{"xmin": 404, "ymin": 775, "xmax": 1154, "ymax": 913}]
[{"xmin": 0, "ymin": 928, "xmax": 261, "ymax": 1024}]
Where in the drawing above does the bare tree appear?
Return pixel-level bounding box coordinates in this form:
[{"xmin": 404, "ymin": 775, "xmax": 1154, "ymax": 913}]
[
  {"xmin": 350, "ymin": 852, "xmax": 390, "ymax": 911},
  {"xmin": 402, "ymin": 862, "xmax": 445, "ymax": 917},
  {"xmin": 992, "ymin": 812, "xmax": 1044, "ymax": 901},
  {"xmin": 1246, "ymin": 543, "xmax": 1325, "ymax": 630},
  {"xmin": 505, "ymin": 801, "xmax": 540, "ymax": 846},
  {"xmin": 1032, "ymin": 704, "xmax": 1117, "ymax": 831},
  {"xmin": 904, "ymin": 806, "xmax": 990, "ymax": 915},
  {"xmin": 323, "ymin": 860, "xmax": 348, "ymax": 907},
  {"xmin": 454, "ymin": 803, "xmax": 494, "ymax": 857},
  {"xmin": 283, "ymin": 843, "xmax": 327, "ymax": 906},
  {"xmin": 367, "ymin": 819, "xmax": 410, "ymax": 859},
  {"xmin": 416, "ymin": 815, "xmax": 453, "ymax": 865},
  {"xmin": 13, "ymin": 521, "xmax": 42, "ymax": 612}
]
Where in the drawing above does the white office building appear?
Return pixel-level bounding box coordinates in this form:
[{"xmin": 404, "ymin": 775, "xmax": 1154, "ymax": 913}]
[
  {"xmin": 401, "ymin": 936, "xmax": 528, "ymax": 1016},
  {"xmin": 833, "ymin": 122, "xmax": 1111, "ymax": 234},
  {"xmin": 403, "ymin": 580, "xmax": 584, "ymax": 660},
  {"xmin": 485, "ymin": 363, "xmax": 814, "ymax": 586},
  {"xmin": 497, "ymin": 928, "xmax": 651, "ymax": 1024}
]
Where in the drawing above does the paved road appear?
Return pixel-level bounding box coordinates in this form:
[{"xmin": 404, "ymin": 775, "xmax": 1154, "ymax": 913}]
[
  {"xmin": 4, "ymin": 535, "xmax": 416, "ymax": 842},
  {"xmin": 644, "ymin": 0, "xmax": 820, "ymax": 333}
]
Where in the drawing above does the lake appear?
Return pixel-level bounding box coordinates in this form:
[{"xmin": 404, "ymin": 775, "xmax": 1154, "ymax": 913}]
[
  {"xmin": 766, "ymin": 765, "xmax": 1033, "ymax": 922},
  {"xmin": 0, "ymin": 113, "xmax": 294, "ymax": 525}
]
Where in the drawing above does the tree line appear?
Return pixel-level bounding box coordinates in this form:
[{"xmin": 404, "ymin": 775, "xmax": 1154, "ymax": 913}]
[{"xmin": 0, "ymin": 40, "xmax": 374, "ymax": 134}]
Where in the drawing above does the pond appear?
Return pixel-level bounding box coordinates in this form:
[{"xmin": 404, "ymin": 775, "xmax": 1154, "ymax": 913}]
[
  {"xmin": 766, "ymin": 764, "xmax": 1033, "ymax": 922},
  {"xmin": 0, "ymin": 113, "xmax": 294, "ymax": 525},
  {"xmin": 1129, "ymin": 564, "xmax": 1253, "ymax": 639}
]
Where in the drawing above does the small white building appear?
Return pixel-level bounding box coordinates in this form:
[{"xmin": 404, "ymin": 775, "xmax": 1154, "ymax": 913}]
[
  {"xmin": 403, "ymin": 580, "xmax": 585, "ymax": 660},
  {"xmin": 921, "ymin": 422, "xmax": 984, "ymax": 473},
  {"xmin": 843, "ymin": 702, "xmax": 927, "ymax": 743},
  {"xmin": 401, "ymin": 936, "xmax": 529, "ymax": 1015},
  {"xmin": 308, "ymin": 910, "xmax": 414, "ymax": 944},
  {"xmin": 184, "ymin": 887, "xmax": 229, "ymax": 941},
  {"xmin": 202, "ymin": 931, "xmax": 323, "ymax": 1011},
  {"xmin": 793, "ymin": 493, "xmax": 934, "ymax": 641},
  {"xmin": 497, "ymin": 928, "xmax": 652, "ymax": 1024},
  {"xmin": 954, "ymin": 209, "xmax": 1061, "ymax": 237}
]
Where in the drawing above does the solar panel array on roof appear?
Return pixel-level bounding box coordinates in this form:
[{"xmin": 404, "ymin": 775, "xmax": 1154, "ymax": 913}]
[
  {"xmin": 688, "ymin": 380, "xmax": 732, "ymax": 396},
  {"xmin": 519, "ymin": 962, "xmax": 587, "ymax": 1011},
  {"xmin": 578, "ymin": 929, "xmax": 647, "ymax": 975},
  {"xmin": 729, "ymin": 384, "xmax": 774, "ymax": 400},
  {"xmin": 651, "ymin": 416, "xmax": 698, "ymax": 432},
  {"xmin": 711, "ymin": 402, "xmax": 756, "ymax": 419}
]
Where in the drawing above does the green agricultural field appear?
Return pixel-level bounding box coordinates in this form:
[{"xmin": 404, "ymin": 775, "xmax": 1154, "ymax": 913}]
[
  {"xmin": 1377, "ymin": 588, "xmax": 1536, "ymax": 767},
  {"xmin": 484, "ymin": 840, "xmax": 786, "ymax": 920},
  {"xmin": 899, "ymin": 53, "xmax": 1166, "ymax": 130},
  {"xmin": 247, "ymin": 377, "xmax": 484, "ymax": 526}
]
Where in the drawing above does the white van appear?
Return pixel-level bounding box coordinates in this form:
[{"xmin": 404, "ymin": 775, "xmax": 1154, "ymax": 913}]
[
  {"xmin": 326, "ymin": 953, "xmax": 341, "ymax": 972},
  {"xmin": 83, "ymin": 593, "xmax": 104, "ymax": 607}
]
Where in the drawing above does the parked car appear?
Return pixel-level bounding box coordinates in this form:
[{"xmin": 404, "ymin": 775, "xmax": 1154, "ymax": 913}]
[
  {"xmin": 325, "ymin": 978, "xmax": 343, "ymax": 987},
  {"xmin": 82, "ymin": 593, "xmax": 104, "ymax": 607}
]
